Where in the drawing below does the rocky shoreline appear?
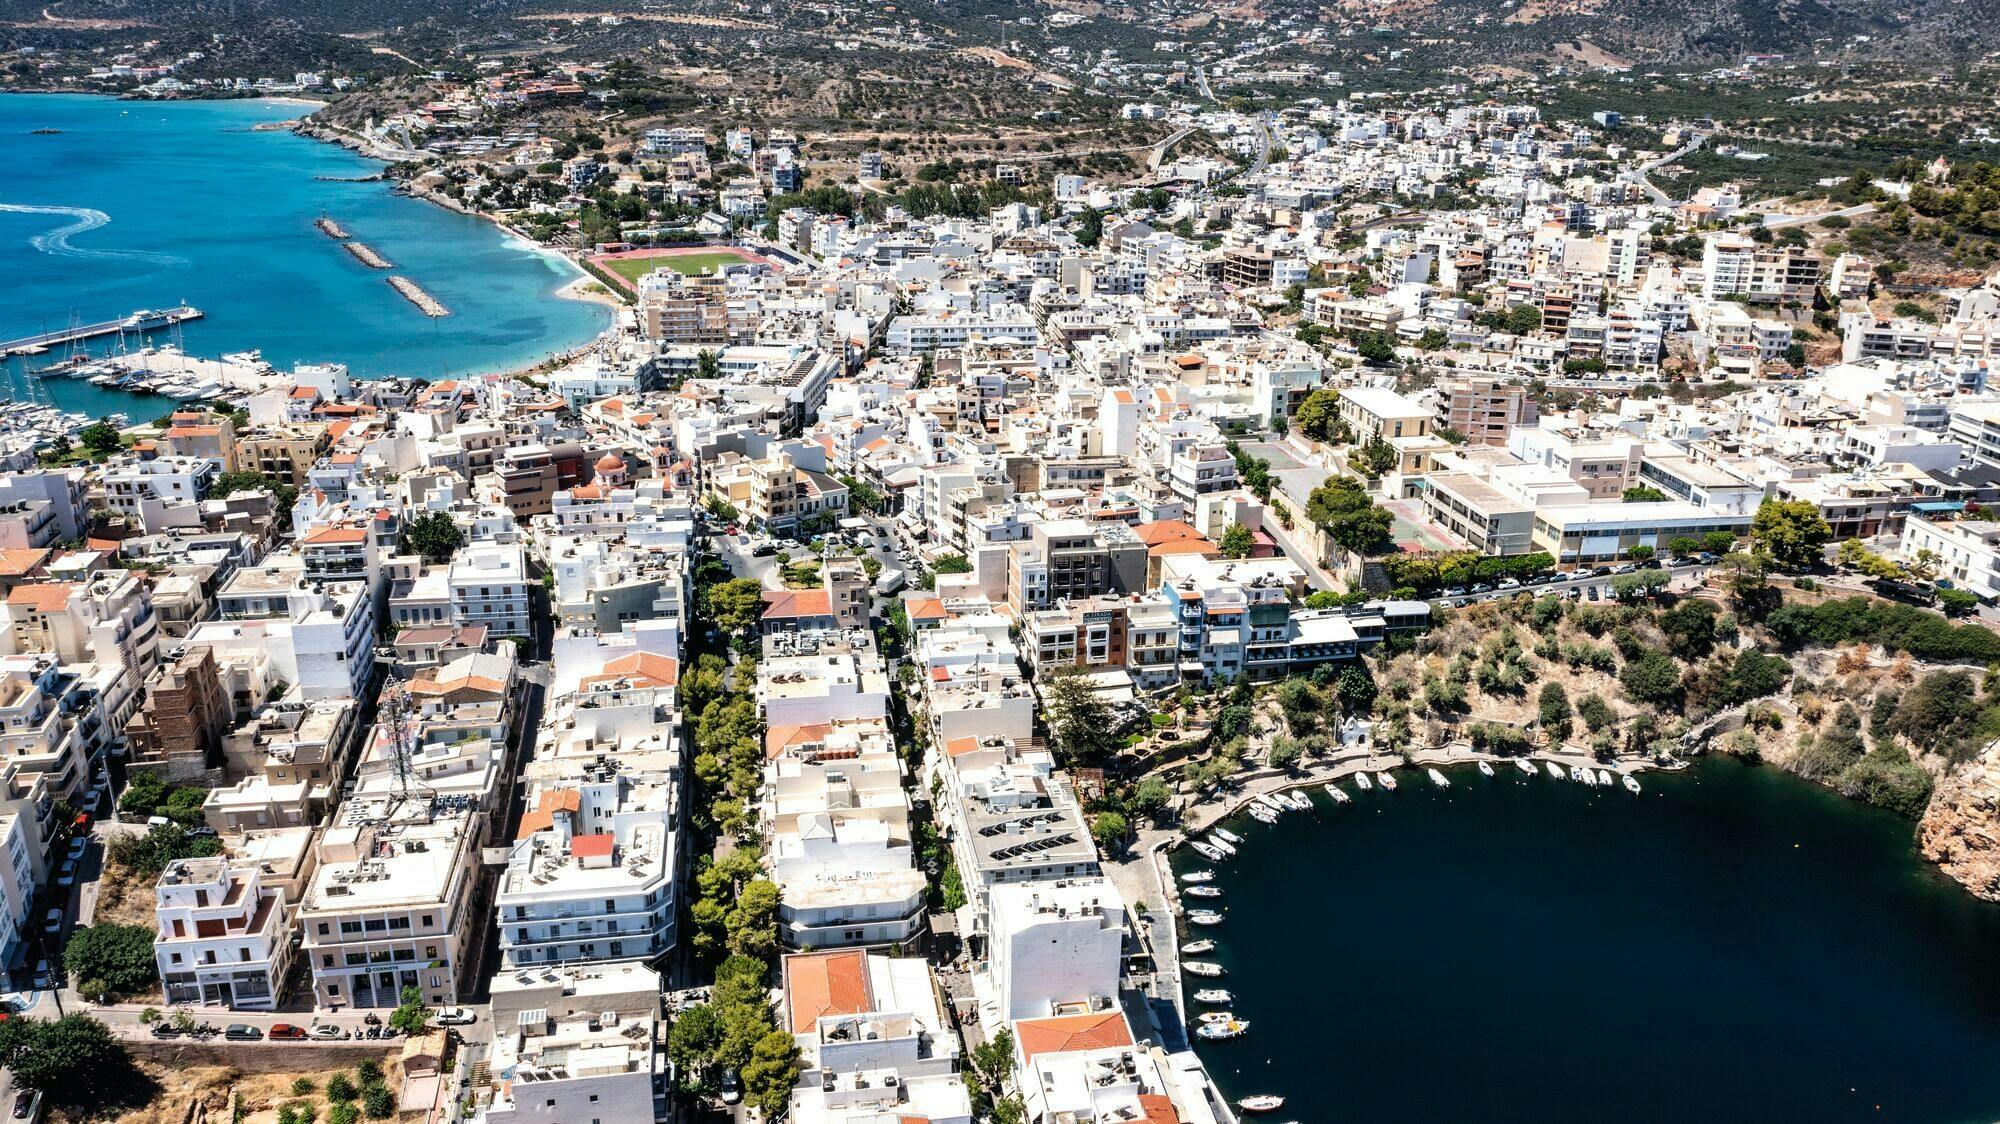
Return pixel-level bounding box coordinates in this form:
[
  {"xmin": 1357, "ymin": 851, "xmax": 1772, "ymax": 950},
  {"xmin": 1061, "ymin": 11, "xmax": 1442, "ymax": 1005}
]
[{"xmin": 1919, "ymin": 747, "xmax": 2000, "ymax": 902}]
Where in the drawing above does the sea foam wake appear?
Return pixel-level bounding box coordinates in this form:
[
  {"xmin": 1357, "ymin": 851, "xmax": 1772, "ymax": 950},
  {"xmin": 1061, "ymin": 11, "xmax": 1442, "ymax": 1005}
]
[{"xmin": 0, "ymin": 202, "xmax": 185, "ymax": 265}]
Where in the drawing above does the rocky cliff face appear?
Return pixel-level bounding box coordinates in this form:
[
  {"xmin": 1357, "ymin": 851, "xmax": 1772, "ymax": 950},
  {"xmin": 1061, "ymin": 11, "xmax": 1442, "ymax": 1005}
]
[{"xmin": 1919, "ymin": 745, "xmax": 2000, "ymax": 903}]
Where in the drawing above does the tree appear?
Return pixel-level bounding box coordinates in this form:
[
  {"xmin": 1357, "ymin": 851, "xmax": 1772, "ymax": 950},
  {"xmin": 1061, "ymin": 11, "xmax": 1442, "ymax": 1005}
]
[
  {"xmin": 1577, "ymin": 693, "xmax": 1616, "ymax": 731},
  {"xmin": 1667, "ymin": 536, "xmax": 1702, "ymax": 557},
  {"xmin": 79, "ymin": 418, "xmax": 122, "ymax": 454},
  {"xmin": 696, "ymin": 349, "xmax": 721, "ymax": 381},
  {"xmin": 705, "ymin": 578, "xmax": 767, "ymax": 635},
  {"xmin": 1304, "ymin": 476, "xmax": 1393, "ymax": 556},
  {"xmin": 741, "ymin": 1029, "xmax": 802, "ymax": 1119},
  {"xmin": 1218, "ymin": 522, "xmax": 1254, "ymax": 558},
  {"xmin": 326, "ymin": 1074, "xmax": 359, "ymax": 1102},
  {"xmin": 1751, "ymin": 499, "xmax": 1833, "ymax": 571},
  {"xmin": 1719, "ymin": 649, "xmax": 1791, "ymax": 706},
  {"xmin": 1619, "ymin": 651, "xmax": 1682, "ymax": 706},
  {"xmin": 1266, "ymin": 737, "xmax": 1304, "ymax": 771},
  {"xmin": 2, "ymin": 1014, "xmax": 124, "ymax": 1093},
  {"xmin": 1538, "ymin": 682, "xmax": 1573, "ymax": 743},
  {"xmin": 725, "ymin": 879, "xmax": 780, "ymax": 960},
  {"xmin": 1042, "ymin": 664, "xmax": 1121, "ymax": 765},
  {"xmin": 1090, "ymin": 811, "xmax": 1129, "ymax": 852},
  {"xmin": 387, "ymin": 985, "xmax": 431, "ymax": 1036},
  {"xmin": 400, "ymin": 511, "xmax": 465, "ymax": 564},
  {"xmin": 362, "ymin": 1084, "xmax": 395, "ymax": 1119},
  {"xmin": 1128, "ymin": 778, "xmax": 1171, "ymax": 822},
  {"xmin": 931, "ymin": 554, "xmax": 972, "ymax": 575},
  {"xmin": 1334, "ymin": 665, "xmax": 1377, "ymax": 715},
  {"xmin": 62, "ymin": 924, "xmax": 157, "ymax": 997},
  {"xmin": 1622, "ymin": 486, "xmax": 1668, "ymax": 503},
  {"xmin": 1292, "ymin": 389, "xmax": 1340, "ymax": 441},
  {"xmin": 669, "ymin": 1004, "xmax": 723, "ymax": 1090},
  {"xmin": 1355, "ymin": 332, "xmax": 1396, "ymax": 364},
  {"xmin": 1348, "ymin": 438, "xmax": 1397, "ymax": 479},
  {"xmin": 1702, "ymin": 530, "xmax": 1739, "ymax": 555}
]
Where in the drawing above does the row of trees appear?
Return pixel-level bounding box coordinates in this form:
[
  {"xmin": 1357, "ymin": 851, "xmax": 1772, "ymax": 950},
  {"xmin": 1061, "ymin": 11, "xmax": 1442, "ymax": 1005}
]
[{"xmin": 1377, "ymin": 550, "xmax": 1556, "ymax": 594}]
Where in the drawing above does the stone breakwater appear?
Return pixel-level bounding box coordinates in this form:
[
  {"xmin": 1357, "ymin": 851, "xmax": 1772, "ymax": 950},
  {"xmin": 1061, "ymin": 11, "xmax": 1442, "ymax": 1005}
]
[
  {"xmin": 387, "ymin": 275, "xmax": 448, "ymax": 317},
  {"xmin": 1920, "ymin": 744, "xmax": 2000, "ymax": 902}
]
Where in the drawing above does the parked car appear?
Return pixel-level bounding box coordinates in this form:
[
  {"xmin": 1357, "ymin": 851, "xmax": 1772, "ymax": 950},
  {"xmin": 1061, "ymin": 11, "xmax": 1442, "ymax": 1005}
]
[
  {"xmin": 1586, "ymin": 585, "xmax": 1602, "ymax": 601},
  {"xmin": 433, "ymin": 1007, "xmax": 476, "ymax": 1026},
  {"xmin": 717, "ymin": 1068, "xmax": 742, "ymax": 1105},
  {"xmin": 1496, "ymin": 578, "xmax": 1522, "ymax": 590},
  {"xmin": 1470, "ymin": 583, "xmax": 1494, "ymax": 594},
  {"xmin": 1611, "ymin": 564, "xmax": 1637, "ymax": 575},
  {"xmin": 307, "ymin": 1023, "xmax": 349, "ymax": 1041},
  {"xmin": 151, "ymin": 1022, "xmax": 184, "ymax": 1039},
  {"xmin": 268, "ymin": 1023, "xmax": 308, "ymax": 1040},
  {"xmin": 13, "ymin": 1088, "xmax": 41, "ymax": 1121},
  {"xmin": 41, "ymin": 909, "xmax": 60, "ymax": 935},
  {"xmin": 64, "ymin": 838, "xmax": 86, "ymax": 861},
  {"xmin": 224, "ymin": 1024, "xmax": 263, "ymax": 1041},
  {"xmin": 56, "ymin": 861, "xmax": 75, "ymax": 887},
  {"xmin": 31, "ymin": 960, "xmax": 54, "ymax": 989},
  {"xmin": 1441, "ymin": 586, "xmax": 1467, "ymax": 598},
  {"xmin": 750, "ymin": 543, "xmax": 777, "ymax": 557}
]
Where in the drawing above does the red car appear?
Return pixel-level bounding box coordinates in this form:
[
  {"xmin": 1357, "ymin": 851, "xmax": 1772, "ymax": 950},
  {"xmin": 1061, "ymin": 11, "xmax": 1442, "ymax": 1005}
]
[{"xmin": 268, "ymin": 1023, "xmax": 309, "ymax": 1040}]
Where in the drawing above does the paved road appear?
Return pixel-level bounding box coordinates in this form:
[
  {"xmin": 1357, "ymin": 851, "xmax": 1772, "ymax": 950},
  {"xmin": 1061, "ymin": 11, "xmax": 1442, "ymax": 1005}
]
[{"xmin": 1634, "ymin": 134, "xmax": 1706, "ymax": 204}]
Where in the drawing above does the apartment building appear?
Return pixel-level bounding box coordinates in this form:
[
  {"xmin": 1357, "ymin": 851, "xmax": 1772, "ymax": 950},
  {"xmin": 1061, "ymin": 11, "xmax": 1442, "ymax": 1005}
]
[
  {"xmin": 496, "ymin": 773, "xmax": 678, "ymax": 969},
  {"xmin": 1899, "ymin": 515, "xmax": 2000, "ymax": 601},
  {"xmin": 449, "ymin": 542, "xmax": 533, "ymax": 638},
  {"xmin": 781, "ymin": 949, "xmax": 973, "ymax": 1124},
  {"xmin": 1338, "ymin": 386, "xmax": 1431, "ymax": 443},
  {"xmin": 153, "ymin": 854, "xmax": 293, "ymax": 1010},
  {"xmin": 1700, "ymin": 233, "xmax": 1822, "ymax": 304},
  {"xmin": 1433, "ymin": 377, "xmax": 1536, "ymax": 446},
  {"xmin": 297, "ymin": 796, "xmax": 481, "ymax": 1009}
]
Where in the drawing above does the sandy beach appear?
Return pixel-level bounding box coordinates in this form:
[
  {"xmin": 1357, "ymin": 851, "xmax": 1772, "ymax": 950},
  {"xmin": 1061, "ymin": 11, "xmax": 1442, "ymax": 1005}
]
[{"xmin": 555, "ymin": 274, "xmax": 628, "ymax": 309}]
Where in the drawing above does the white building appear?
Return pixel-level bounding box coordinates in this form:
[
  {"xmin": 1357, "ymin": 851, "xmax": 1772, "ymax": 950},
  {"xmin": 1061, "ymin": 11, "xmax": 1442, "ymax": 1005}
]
[
  {"xmin": 154, "ymin": 854, "xmax": 293, "ymax": 1010},
  {"xmin": 449, "ymin": 542, "xmax": 533, "ymax": 638}
]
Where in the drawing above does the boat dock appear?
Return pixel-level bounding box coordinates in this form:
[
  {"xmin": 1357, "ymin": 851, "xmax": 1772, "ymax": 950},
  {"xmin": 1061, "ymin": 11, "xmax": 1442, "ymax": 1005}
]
[
  {"xmin": 388, "ymin": 276, "xmax": 449, "ymax": 317},
  {"xmin": 315, "ymin": 216, "xmax": 351, "ymax": 239},
  {"xmin": 98, "ymin": 347, "xmax": 290, "ymax": 398},
  {"xmin": 0, "ymin": 306, "xmax": 203, "ymax": 358},
  {"xmin": 343, "ymin": 242, "xmax": 394, "ymax": 269}
]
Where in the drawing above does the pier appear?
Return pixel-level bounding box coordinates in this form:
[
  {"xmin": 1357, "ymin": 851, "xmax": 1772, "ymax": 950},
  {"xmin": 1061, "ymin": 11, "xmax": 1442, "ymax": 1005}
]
[
  {"xmin": 343, "ymin": 242, "xmax": 394, "ymax": 269},
  {"xmin": 0, "ymin": 306, "xmax": 203, "ymax": 358},
  {"xmin": 314, "ymin": 216, "xmax": 351, "ymax": 239},
  {"xmin": 388, "ymin": 276, "xmax": 450, "ymax": 317}
]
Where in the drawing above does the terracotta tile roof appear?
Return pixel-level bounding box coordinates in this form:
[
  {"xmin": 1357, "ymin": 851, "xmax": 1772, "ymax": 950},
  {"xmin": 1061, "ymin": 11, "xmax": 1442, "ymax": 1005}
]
[
  {"xmin": 944, "ymin": 736, "xmax": 981, "ymax": 758},
  {"xmin": 5, "ymin": 583, "xmax": 74, "ymax": 613},
  {"xmin": 906, "ymin": 597, "xmax": 949, "ymax": 621},
  {"xmin": 1015, "ymin": 1011, "xmax": 1133, "ymax": 1061},
  {"xmin": 516, "ymin": 789, "xmax": 581, "ymax": 839},
  {"xmin": 1134, "ymin": 520, "xmax": 1205, "ymax": 546},
  {"xmin": 1150, "ymin": 540, "xmax": 1219, "ymax": 558},
  {"xmin": 762, "ymin": 588, "xmax": 832, "ymax": 618},
  {"xmin": 288, "ymin": 386, "xmax": 319, "ymax": 399},
  {"xmin": 1136, "ymin": 1094, "xmax": 1180, "ymax": 1124},
  {"xmin": 765, "ymin": 723, "xmax": 830, "ymax": 759},
  {"xmin": 302, "ymin": 526, "xmax": 367, "ymax": 545},
  {"xmin": 783, "ymin": 949, "xmax": 872, "ymax": 1033},
  {"xmin": 0, "ymin": 548, "xmax": 52, "ymax": 577},
  {"xmin": 582, "ymin": 651, "xmax": 679, "ymax": 689},
  {"xmin": 569, "ymin": 833, "xmax": 615, "ymax": 859}
]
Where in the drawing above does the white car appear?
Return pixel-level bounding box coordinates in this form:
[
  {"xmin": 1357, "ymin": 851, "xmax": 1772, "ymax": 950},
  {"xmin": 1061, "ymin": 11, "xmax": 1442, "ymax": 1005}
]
[
  {"xmin": 41, "ymin": 909, "xmax": 61, "ymax": 935},
  {"xmin": 308, "ymin": 1023, "xmax": 350, "ymax": 1041},
  {"xmin": 56, "ymin": 861, "xmax": 76, "ymax": 887},
  {"xmin": 65, "ymin": 837, "xmax": 86, "ymax": 861},
  {"xmin": 433, "ymin": 1006, "xmax": 476, "ymax": 1026},
  {"xmin": 32, "ymin": 960, "xmax": 54, "ymax": 989}
]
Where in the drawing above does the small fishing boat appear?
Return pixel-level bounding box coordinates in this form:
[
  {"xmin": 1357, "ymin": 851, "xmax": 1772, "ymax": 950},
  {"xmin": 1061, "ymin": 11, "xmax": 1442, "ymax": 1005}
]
[
  {"xmin": 1568, "ymin": 765, "xmax": 1585, "ymax": 782},
  {"xmin": 1183, "ymin": 939, "xmax": 1217, "ymax": 955},
  {"xmin": 1187, "ymin": 910, "xmax": 1225, "ymax": 927},
  {"xmin": 1182, "ymin": 871, "xmax": 1215, "ymax": 884},
  {"xmin": 1427, "ymin": 768, "xmax": 1450, "ymax": 788},
  {"xmin": 1196, "ymin": 1018, "xmax": 1249, "ymax": 1040},
  {"xmin": 1197, "ymin": 1010, "xmax": 1239, "ymax": 1024},
  {"xmin": 1596, "ymin": 769, "xmax": 1615, "ymax": 786},
  {"xmin": 1622, "ymin": 774, "xmax": 1642, "ymax": 794},
  {"xmin": 1324, "ymin": 783, "xmax": 1351, "ymax": 804},
  {"xmin": 1578, "ymin": 769, "xmax": 1598, "ymax": 787},
  {"xmin": 1478, "ymin": 761, "xmax": 1495, "ymax": 777},
  {"xmin": 1185, "ymin": 884, "xmax": 1223, "ymax": 898},
  {"xmin": 1376, "ymin": 772, "xmax": 1397, "ymax": 791},
  {"xmin": 1212, "ymin": 827, "xmax": 1243, "ymax": 845},
  {"xmin": 1288, "ymin": 791, "xmax": 1313, "ymax": 810},
  {"xmin": 1354, "ymin": 772, "xmax": 1373, "ymax": 791},
  {"xmin": 1251, "ymin": 794, "xmax": 1284, "ymax": 814},
  {"xmin": 1193, "ymin": 988, "xmax": 1233, "ymax": 1004},
  {"xmin": 1184, "ymin": 961, "xmax": 1224, "ymax": 978},
  {"xmin": 1248, "ymin": 806, "xmax": 1279, "ymax": 825},
  {"xmin": 1546, "ymin": 761, "xmax": 1565, "ymax": 779},
  {"xmin": 1206, "ymin": 835, "xmax": 1237, "ymax": 857},
  {"xmin": 1238, "ymin": 1096, "xmax": 1286, "ymax": 1113},
  {"xmin": 1189, "ymin": 842, "xmax": 1223, "ymax": 861},
  {"xmin": 1516, "ymin": 759, "xmax": 1538, "ymax": 777}
]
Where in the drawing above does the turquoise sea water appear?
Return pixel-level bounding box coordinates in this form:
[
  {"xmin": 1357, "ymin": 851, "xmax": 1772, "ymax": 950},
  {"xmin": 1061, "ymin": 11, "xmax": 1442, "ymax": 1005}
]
[
  {"xmin": 1176, "ymin": 757, "xmax": 2000, "ymax": 1123},
  {"xmin": 0, "ymin": 94, "xmax": 608, "ymax": 421}
]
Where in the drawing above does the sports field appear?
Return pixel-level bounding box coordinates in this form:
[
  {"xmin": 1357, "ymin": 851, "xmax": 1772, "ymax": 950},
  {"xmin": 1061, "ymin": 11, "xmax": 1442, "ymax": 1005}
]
[{"xmin": 598, "ymin": 249, "xmax": 754, "ymax": 285}]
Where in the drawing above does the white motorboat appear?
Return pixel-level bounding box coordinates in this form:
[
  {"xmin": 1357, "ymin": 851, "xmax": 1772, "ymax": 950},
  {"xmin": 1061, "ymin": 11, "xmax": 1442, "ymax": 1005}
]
[
  {"xmin": 1596, "ymin": 769, "xmax": 1615, "ymax": 786},
  {"xmin": 1427, "ymin": 768, "xmax": 1450, "ymax": 788},
  {"xmin": 1185, "ymin": 884, "xmax": 1223, "ymax": 899},
  {"xmin": 1197, "ymin": 1010, "xmax": 1239, "ymax": 1024},
  {"xmin": 1376, "ymin": 772, "xmax": 1397, "ymax": 790},
  {"xmin": 1189, "ymin": 842, "xmax": 1223, "ymax": 861},
  {"xmin": 1184, "ymin": 961, "xmax": 1224, "ymax": 978},
  {"xmin": 1212, "ymin": 827, "xmax": 1243, "ymax": 845},
  {"xmin": 1324, "ymin": 784, "xmax": 1351, "ymax": 804},
  {"xmin": 1578, "ymin": 769, "xmax": 1598, "ymax": 787},
  {"xmin": 1182, "ymin": 871, "xmax": 1216, "ymax": 884},
  {"xmin": 1206, "ymin": 835, "xmax": 1237, "ymax": 857},
  {"xmin": 1183, "ymin": 940, "xmax": 1217, "ymax": 955},
  {"xmin": 1355, "ymin": 772, "xmax": 1373, "ymax": 791},
  {"xmin": 1238, "ymin": 1096, "xmax": 1285, "ymax": 1113},
  {"xmin": 1248, "ymin": 806, "xmax": 1279, "ymax": 824},
  {"xmin": 1622, "ymin": 774, "xmax": 1642, "ymax": 793},
  {"xmin": 1195, "ymin": 1018, "xmax": 1249, "ymax": 1040},
  {"xmin": 1192, "ymin": 988, "xmax": 1233, "ymax": 1004},
  {"xmin": 1187, "ymin": 910, "xmax": 1225, "ymax": 927},
  {"xmin": 1546, "ymin": 761, "xmax": 1566, "ymax": 779},
  {"xmin": 1516, "ymin": 759, "xmax": 1538, "ymax": 777},
  {"xmin": 1289, "ymin": 790, "xmax": 1313, "ymax": 810},
  {"xmin": 1568, "ymin": 765, "xmax": 1585, "ymax": 782},
  {"xmin": 1478, "ymin": 761, "xmax": 1495, "ymax": 777},
  {"xmin": 1251, "ymin": 794, "xmax": 1284, "ymax": 814}
]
